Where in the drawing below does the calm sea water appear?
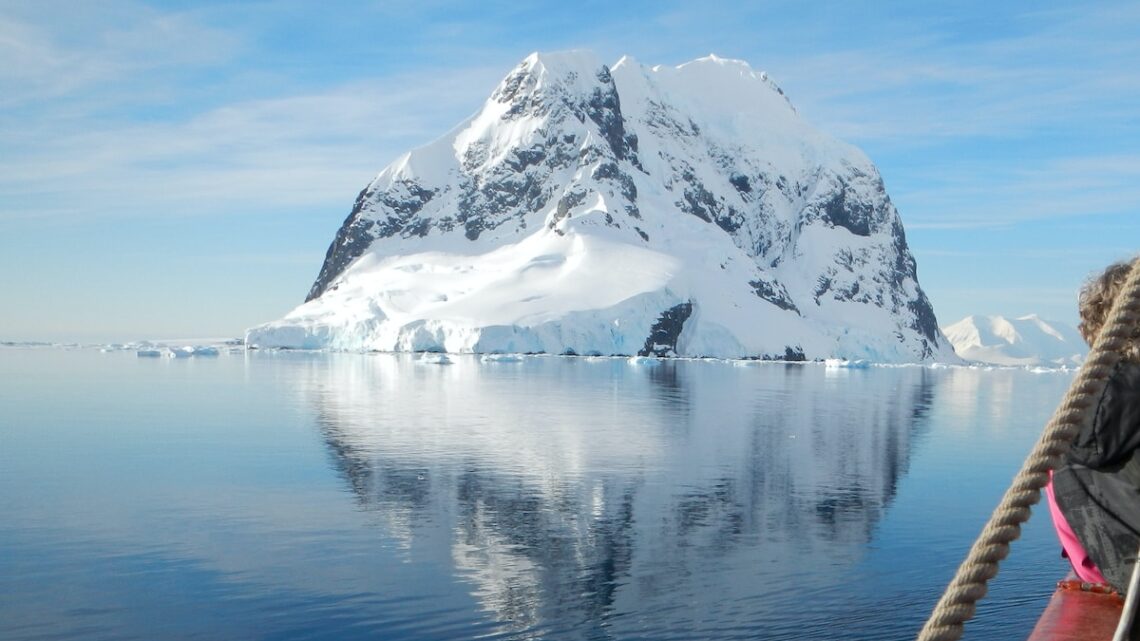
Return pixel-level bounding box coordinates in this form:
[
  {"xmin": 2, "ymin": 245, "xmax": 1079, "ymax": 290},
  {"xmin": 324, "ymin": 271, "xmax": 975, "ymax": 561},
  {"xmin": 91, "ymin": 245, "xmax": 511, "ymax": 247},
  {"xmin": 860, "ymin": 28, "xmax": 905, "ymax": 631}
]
[{"xmin": 1, "ymin": 347, "xmax": 1075, "ymax": 641}]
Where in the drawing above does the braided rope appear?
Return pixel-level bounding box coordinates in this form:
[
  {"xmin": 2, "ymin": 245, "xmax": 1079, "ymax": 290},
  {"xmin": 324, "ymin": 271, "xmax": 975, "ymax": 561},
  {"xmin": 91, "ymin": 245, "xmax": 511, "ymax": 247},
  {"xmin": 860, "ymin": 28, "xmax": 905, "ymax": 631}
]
[{"xmin": 916, "ymin": 258, "xmax": 1140, "ymax": 641}]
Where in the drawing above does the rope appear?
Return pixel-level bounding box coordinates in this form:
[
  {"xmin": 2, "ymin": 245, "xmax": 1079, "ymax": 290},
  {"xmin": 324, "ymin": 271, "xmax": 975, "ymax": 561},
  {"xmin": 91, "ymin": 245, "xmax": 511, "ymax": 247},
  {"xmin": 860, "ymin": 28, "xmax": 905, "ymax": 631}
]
[{"xmin": 916, "ymin": 258, "xmax": 1140, "ymax": 641}]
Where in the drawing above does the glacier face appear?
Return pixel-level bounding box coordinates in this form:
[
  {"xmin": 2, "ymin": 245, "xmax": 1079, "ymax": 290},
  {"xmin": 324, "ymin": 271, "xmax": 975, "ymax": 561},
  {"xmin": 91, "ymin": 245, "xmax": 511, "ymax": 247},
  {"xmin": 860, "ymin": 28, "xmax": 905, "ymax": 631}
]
[{"xmin": 248, "ymin": 51, "xmax": 955, "ymax": 362}]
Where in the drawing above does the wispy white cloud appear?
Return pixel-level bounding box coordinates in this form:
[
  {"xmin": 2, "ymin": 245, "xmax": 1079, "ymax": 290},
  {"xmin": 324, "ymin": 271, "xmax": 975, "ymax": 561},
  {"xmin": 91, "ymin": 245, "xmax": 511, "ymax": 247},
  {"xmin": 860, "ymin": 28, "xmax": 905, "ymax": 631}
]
[
  {"xmin": 5, "ymin": 0, "xmax": 1135, "ymax": 232},
  {"xmin": 201, "ymin": 251, "xmax": 318, "ymax": 266},
  {"xmin": 891, "ymin": 152, "xmax": 1140, "ymax": 229},
  {"xmin": 0, "ymin": 67, "xmax": 503, "ymax": 222},
  {"xmin": 0, "ymin": 3, "xmax": 239, "ymax": 106},
  {"xmin": 916, "ymin": 247, "xmax": 1138, "ymax": 260},
  {"xmin": 0, "ymin": 0, "xmax": 525, "ymax": 225},
  {"xmin": 755, "ymin": 6, "xmax": 1140, "ymax": 146},
  {"xmin": 783, "ymin": 52, "xmax": 1135, "ymax": 143},
  {"xmin": 930, "ymin": 285, "xmax": 1085, "ymax": 322}
]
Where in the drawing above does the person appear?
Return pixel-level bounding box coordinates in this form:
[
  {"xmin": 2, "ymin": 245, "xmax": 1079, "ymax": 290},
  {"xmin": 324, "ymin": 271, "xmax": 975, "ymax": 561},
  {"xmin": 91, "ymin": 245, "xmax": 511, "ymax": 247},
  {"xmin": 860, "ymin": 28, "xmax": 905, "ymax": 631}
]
[{"xmin": 1048, "ymin": 256, "xmax": 1140, "ymax": 593}]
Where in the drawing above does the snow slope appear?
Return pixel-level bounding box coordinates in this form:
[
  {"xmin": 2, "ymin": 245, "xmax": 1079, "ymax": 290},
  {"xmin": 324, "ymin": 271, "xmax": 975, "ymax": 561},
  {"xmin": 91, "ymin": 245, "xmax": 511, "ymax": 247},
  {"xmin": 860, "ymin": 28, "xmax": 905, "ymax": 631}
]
[
  {"xmin": 942, "ymin": 314, "xmax": 1087, "ymax": 366},
  {"xmin": 248, "ymin": 51, "xmax": 955, "ymax": 362}
]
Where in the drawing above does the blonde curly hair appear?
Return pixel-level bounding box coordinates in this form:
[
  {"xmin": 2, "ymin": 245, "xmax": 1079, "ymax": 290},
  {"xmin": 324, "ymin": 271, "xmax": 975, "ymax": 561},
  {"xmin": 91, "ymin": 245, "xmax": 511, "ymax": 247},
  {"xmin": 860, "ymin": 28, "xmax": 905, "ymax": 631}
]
[{"xmin": 1078, "ymin": 256, "xmax": 1140, "ymax": 361}]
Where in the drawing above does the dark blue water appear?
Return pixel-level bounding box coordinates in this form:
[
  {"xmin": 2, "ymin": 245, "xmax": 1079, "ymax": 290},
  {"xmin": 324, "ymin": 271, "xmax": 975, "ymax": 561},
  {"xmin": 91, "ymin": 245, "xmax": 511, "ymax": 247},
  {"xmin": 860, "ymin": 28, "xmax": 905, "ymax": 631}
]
[{"xmin": 0, "ymin": 348, "xmax": 1073, "ymax": 640}]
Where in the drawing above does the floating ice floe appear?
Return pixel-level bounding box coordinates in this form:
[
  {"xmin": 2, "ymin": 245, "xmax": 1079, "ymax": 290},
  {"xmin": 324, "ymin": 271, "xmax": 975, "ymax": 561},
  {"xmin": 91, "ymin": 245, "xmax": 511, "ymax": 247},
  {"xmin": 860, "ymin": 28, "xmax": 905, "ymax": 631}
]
[
  {"xmin": 134, "ymin": 344, "xmax": 221, "ymax": 359},
  {"xmin": 824, "ymin": 358, "xmax": 871, "ymax": 369},
  {"xmin": 481, "ymin": 353, "xmax": 524, "ymax": 363},
  {"xmin": 418, "ymin": 353, "xmax": 453, "ymax": 365},
  {"xmin": 627, "ymin": 355, "xmax": 660, "ymax": 366}
]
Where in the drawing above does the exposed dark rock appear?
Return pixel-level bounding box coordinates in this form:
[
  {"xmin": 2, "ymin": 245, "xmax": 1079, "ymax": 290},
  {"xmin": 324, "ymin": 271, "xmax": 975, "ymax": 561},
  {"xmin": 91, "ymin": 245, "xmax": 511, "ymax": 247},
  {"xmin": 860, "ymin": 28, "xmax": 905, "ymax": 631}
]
[
  {"xmin": 436, "ymin": 216, "xmax": 456, "ymax": 233},
  {"xmin": 307, "ymin": 182, "xmax": 437, "ymax": 301},
  {"xmin": 591, "ymin": 161, "xmax": 641, "ymax": 220},
  {"xmin": 730, "ymin": 174, "xmax": 752, "ymax": 195},
  {"xmin": 678, "ymin": 177, "xmax": 712, "ymax": 223},
  {"xmin": 908, "ymin": 294, "xmax": 941, "ymax": 348},
  {"xmin": 505, "ymin": 147, "xmax": 547, "ymax": 172},
  {"xmin": 885, "ymin": 215, "xmax": 942, "ymax": 350},
  {"xmin": 463, "ymin": 217, "xmax": 485, "ymax": 241},
  {"xmin": 715, "ymin": 207, "xmax": 744, "ymax": 233},
  {"xmin": 404, "ymin": 218, "xmax": 433, "ymax": 238},
  {"xmin": 298, "ymin": 53, "xmax": 946, "ymax": 361},
  {"xmin": 783, "ymin": 346, "xmax": 806, "ymax": 361},
  {"xmin": 817, "ymin": 182, "xmax": 874, "ymax": 237},
  {"xmin": 550, "ymin": 189, "xmax": 587, "ymax": 229},
  {"xmin": 644, "ymin": 101, "xmax": 700, "ymax": 139},
  {"xmin": 813, "ymin": 275, "xmax": 833, "ymax": 302},
  {"xmin": 749, "ymin": 279, "xmax": 799, "ymax": 314},
  {"xmin": 754, "ymin": 346, "xmax": 805, "ymax": 361},
  {"xmin": 491, "ymin": 63, "xmax": 530, "ymax": 104},
  {"xmin": 586, "ymin": 68, "xmax": 630, "ymax": 161},
  {"xmin": 835, "ymin": 279, "xmax": 870, "ymax": 304},
  {"xmin": 592, "ymin": 162, "xmax": 637, "ymax": 201},
  {"xmin": 639, "ymin": 302, "xmax": 693, "ymax": 357},
  {"xmin": 676, "ymin": 170, "xmax": 742, "ymax": 233}
]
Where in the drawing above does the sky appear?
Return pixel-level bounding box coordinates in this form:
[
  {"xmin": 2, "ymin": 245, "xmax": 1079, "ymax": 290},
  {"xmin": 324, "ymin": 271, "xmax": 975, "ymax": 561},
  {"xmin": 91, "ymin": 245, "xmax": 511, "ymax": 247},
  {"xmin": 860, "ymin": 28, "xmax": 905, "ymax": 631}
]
[{"xmin": 2, "ymin": 0, "xmax": 1138, "ymax": 343}]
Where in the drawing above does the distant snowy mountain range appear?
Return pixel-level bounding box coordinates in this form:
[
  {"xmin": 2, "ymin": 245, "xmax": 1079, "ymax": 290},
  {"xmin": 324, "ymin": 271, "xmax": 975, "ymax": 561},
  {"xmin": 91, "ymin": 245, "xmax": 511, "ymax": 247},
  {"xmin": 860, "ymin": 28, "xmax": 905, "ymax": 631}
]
[
  {"xmin": 941, "ymin": 314, "xmax": 1087, "ymax": 367},
  {"xmin": 247, "ymin": 51, "xmax": 956, "ymax": 362}
]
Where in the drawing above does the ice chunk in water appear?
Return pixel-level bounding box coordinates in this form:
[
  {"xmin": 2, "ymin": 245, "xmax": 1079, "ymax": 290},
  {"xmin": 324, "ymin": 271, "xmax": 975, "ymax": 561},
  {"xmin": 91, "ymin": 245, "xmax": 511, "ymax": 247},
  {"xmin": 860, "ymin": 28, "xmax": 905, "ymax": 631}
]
[
  {"xmin": 418, "ymin": 353, "xmax": 452, "ymax": 365},
  {"xmin": 481, "ymin": 353, "xmax": 523, "ymax": 363}
]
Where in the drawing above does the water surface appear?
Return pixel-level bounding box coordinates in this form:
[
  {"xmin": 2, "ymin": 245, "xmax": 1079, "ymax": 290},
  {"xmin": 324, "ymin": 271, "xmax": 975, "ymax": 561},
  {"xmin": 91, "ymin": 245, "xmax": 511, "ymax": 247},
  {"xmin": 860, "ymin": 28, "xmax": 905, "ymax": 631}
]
[{"xmin": 0, "ymin": 348, "xmax": 1074, "ymax": 640}]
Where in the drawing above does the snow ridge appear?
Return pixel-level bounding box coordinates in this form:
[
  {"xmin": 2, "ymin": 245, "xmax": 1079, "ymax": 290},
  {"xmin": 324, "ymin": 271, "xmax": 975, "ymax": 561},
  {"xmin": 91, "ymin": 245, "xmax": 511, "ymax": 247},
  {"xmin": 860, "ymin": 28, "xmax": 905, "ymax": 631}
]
[
  {"xmin": 249, "ymin": 51, "xmax": 956, "ymax": 362},
  {"xmin": 942, "ymin": 314, "xmax": 1087, "ymax": 366}
]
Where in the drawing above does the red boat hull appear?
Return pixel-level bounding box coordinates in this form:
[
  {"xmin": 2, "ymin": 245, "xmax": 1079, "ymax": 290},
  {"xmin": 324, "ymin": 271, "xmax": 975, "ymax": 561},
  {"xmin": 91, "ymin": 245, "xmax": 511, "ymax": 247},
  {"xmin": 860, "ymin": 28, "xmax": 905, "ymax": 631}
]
[{"xmin": 1028, "ymin": 583, "xmax": 1125, "ymax": 641}]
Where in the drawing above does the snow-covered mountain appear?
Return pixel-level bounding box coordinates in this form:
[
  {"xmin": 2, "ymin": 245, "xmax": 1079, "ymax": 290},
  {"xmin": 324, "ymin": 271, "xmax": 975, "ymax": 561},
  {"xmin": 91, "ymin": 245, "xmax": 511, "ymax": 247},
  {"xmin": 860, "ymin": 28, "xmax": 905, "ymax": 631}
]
[
  {"xmin": 942, "ymin": 314, "xmax": 1087, "ymax": 366},
  {"xmin": 247, "ymin": 51, "xmax": 955, "ymax": 362}
]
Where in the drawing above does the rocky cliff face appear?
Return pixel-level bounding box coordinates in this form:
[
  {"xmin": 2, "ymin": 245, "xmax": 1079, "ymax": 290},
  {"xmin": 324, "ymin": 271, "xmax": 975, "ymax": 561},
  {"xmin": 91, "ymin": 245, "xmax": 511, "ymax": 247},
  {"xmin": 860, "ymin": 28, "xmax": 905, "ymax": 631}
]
[
  {"xmin": 249, "ymin": 51, "xmax": 955, "ymax": 362},
  {"xmin": 306, "ymin": 56, "xmax": 644, "ymax": 303}
]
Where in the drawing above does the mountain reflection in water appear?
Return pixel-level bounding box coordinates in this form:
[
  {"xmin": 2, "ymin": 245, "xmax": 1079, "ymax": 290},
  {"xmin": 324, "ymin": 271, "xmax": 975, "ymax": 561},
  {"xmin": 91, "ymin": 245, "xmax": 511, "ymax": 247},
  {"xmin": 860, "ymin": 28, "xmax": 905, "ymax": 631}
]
[
  {"xmin": 303, "ymin": 356, "xmax": 935, "ymax": 639},
  {"xmin": 1, "ymin": 350, "xmax": 1075, "ymax": 641}
]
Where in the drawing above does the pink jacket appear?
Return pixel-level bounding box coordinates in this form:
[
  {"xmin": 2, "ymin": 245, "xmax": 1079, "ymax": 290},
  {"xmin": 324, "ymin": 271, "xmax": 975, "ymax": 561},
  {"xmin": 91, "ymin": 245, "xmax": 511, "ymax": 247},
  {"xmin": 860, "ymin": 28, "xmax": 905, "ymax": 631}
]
[{"xmin": 1045, "ymin": 470, "xmax": 1107, "ymax": 585}]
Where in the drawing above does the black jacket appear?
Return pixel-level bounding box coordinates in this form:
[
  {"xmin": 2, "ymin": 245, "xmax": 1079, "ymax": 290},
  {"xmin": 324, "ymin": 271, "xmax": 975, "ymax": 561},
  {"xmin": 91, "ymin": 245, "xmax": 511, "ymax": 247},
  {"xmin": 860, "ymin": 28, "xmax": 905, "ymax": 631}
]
[
  {"xmin": 1067, "ymin": 362, "xmax": 1140, "ymax": 469},
  {"xmin": 1054, "ymin": 362, "xmax": 1140, "ymax": 593}
]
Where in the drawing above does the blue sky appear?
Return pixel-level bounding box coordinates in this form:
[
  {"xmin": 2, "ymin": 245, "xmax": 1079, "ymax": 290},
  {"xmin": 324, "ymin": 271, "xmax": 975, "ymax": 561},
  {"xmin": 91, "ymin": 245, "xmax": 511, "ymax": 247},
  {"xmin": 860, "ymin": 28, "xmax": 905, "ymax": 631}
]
[{"xmin": 2, "ymin": 0, "xmax": 1137, "ymax": 342}]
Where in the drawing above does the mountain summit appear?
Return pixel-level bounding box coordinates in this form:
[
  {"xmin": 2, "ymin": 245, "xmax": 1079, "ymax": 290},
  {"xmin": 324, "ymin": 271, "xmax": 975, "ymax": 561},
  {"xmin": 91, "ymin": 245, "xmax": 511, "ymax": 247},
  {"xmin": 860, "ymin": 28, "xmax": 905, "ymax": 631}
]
[
  {"xmin": 247, "ymin": 51, "xmax": 955, "ymax": 361},
  {"xmin": 942, "ymin": 314, "xmax": 1087, "ymax": 366}
]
